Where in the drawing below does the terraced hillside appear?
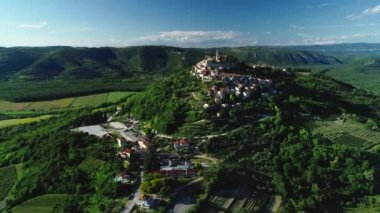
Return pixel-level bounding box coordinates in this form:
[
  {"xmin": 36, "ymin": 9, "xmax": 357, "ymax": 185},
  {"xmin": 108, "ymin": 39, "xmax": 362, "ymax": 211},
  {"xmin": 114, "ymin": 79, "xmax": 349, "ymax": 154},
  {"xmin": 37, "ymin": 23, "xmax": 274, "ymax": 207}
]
[{"xmin": 311, "ymin": 119, "xmax": 380, "ymax": 151}]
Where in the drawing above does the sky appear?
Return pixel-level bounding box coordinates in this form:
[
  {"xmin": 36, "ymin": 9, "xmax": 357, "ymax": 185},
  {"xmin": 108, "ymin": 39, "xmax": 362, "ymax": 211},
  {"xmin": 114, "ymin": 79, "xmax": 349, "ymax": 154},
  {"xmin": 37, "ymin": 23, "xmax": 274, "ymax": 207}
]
[{"xmin": 1, "ymin": 0, "xmax": 380, "ymax": 47}]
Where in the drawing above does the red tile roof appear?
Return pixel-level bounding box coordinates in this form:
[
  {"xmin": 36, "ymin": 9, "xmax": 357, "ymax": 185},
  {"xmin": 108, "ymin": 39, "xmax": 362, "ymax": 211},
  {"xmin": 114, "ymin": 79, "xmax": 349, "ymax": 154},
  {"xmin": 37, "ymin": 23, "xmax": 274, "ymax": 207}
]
[{"xmin": 122, "ymin": 148, "xmax": 132, "ymax": 154}]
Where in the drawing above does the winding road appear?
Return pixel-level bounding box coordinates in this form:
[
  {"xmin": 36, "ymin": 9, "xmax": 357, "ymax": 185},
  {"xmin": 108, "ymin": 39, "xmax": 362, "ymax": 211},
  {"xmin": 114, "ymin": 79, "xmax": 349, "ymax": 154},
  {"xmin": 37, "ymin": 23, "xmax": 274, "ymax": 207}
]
[{"xmin": 121, "ymin": 170, "xmax": 144, "ymax": 213}]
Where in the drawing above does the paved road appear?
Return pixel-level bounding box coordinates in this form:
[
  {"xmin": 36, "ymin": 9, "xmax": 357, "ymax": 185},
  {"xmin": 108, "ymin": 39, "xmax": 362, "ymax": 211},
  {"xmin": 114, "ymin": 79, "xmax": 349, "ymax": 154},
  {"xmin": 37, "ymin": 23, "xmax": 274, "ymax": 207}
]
[
  {"xmin": 107, "ymin": 108, "xmax": 122, "ymax": 122},
  {"xmin": 194, "ymin": 154, "xmax": 220, "ymax": 164},
  {"xmin": 155, "ymin": 134, "xmax": 173, "ymax": 139},
  {"xmin": 121, "ymin": 170, "xmax": 144, "ymax": 213},
  {"xmin": 173, "ymin": 197, "xmax": 195, "ymax": 213}
]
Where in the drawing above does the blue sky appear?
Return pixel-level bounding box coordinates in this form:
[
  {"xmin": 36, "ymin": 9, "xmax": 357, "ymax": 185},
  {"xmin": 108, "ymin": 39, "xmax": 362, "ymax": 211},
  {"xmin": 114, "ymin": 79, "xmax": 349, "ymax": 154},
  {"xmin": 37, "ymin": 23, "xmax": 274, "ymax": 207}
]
[{"xmin": 1, "ymin": 0, "xmax": 380, "ymax": 47}]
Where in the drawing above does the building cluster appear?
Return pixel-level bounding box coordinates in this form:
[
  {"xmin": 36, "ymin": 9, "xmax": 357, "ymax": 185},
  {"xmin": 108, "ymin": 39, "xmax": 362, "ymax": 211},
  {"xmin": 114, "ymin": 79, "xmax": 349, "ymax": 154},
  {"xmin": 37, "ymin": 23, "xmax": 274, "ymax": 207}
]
[
  {"xmin": 192, "ymin": 51, "xmax": 277, "ymax": 117},
  {"xmin": 173, "ymin": 138, "xmax": 189, "ymax": 152},
  {"xmin": 157, "ymin": 151, "xmax": 197, "ymax": 177},
  {"xmin": 191, "ymin": 51, "xmax": 232, "ymax": 81},
  {"xmin": 113, "ymin": 118, "xmax": 151, "ymax": 151}
]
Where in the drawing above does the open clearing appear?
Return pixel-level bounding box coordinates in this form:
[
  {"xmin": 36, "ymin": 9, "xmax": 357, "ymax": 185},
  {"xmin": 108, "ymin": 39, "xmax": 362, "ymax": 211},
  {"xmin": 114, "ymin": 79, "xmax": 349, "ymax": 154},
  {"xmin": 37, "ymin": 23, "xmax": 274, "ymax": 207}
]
[
  {"xmin": 70, "ymin": 93, "xmax": 108, "ymax": 107},
  {"xmin": 11, "ymin": 194, "xmax": 68, "ymax": 213},
  {"xmin": 0, "ymin": 91, "xmax": 134, "ymax": 112},
  {"xmin": 0, "ymin": 115, "xmax": 53, "ymax": 128},
  {"xmin": 26, "ymin": 98, "xmax": 75, "ymax": 110}
]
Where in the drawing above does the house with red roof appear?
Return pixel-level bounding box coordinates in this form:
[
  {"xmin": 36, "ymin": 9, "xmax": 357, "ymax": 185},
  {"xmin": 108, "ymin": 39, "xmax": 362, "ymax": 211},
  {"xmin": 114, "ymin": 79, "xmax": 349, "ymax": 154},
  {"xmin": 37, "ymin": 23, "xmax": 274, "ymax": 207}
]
[{"xmin": 173, "ymin": 138, "xmax": 189, "ymax": 152}]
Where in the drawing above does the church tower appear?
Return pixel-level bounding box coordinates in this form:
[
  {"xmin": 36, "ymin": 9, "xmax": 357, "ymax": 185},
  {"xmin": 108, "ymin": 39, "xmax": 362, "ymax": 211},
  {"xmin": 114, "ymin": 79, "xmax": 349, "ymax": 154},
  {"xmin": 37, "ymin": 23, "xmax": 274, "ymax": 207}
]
[{"xmin": 216, "ymin": 50, "xmax": 220, "ymax": 62}]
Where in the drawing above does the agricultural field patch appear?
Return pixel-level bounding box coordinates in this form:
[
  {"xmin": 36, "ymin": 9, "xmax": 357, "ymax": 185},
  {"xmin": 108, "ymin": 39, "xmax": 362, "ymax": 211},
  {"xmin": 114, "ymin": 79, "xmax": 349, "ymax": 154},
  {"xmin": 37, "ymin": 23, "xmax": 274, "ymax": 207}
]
[
  {"xmin": 0, "ymin": 91, "xmax": 135, "ymax": 112},
  {"xmin": 206, "ymin": 188, "xmax": 273, "ymax": 213},
  {"xmin": 70, "ymin": 93, "xmax": 108, "ymax": 107},
  {"xmin": 0, "ymin": 115, "xmax": 53, "ymax": 128},
  {"xmin": 335, "ymin": 134, "xmax": 368, "ymax": 148},
  {"xmin": 0, "ymin": 101, "xmax": 31, "ymax": 111},
  {"xmin": 11, "ymin": 194, "xmax": 68, "ymax": 213},
  {"xmin": 26, "ymin": 97, "xmax": 75, "ymax": 110},
  {"xmin": 106, "ymin": 91, "xmax": 135, "ymax": 103},
  {"xmin": 311, "ymin": 119, "xmax": 380, "ymax": 151}
]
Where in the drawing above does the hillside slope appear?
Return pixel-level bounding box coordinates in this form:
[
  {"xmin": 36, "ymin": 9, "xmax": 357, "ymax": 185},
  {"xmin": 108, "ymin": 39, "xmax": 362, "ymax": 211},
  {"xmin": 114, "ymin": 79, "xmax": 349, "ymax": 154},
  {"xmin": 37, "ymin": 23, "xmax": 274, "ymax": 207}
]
[
  {"xmin": 121, "ymin": 68, "xmax": 380, "ymax": 212},
  {"xmin": 0, "ymin": 46, "xmax": 342, "ymax": 81}
]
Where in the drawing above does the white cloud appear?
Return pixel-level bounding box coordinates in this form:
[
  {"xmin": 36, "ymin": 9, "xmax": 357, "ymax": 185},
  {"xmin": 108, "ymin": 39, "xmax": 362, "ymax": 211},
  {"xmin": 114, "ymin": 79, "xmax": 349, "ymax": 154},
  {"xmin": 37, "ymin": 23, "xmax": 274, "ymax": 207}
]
[
  {"xmin": 363, "ymin": 4, "xmax": 380, "ymax": 15},
  {"xmin": 127, "ymin": 30, "xmax": 257, "ymax": 47},
  {"xmin": 347, "ymin": 4, "xmax": 380, "ymax": 20},
  {"xmin": 139, "ymin": 31, "xmax": 240, "ymax": 42},
  {"xmin": 290, "ymin": 23, "xmax": 378, "ymax": 30},
  {"xmin": 318, "ymin": 3, "xmax": 330, "ymax": 7},
  {"xmin": 306, "ymin": 3, "xmax": 331, "ymax": 9},
  {"xmin": 18, "ymin": 21, "xmax": 48, "ymax": 29},
  {"xmin": 346, "ymin": 13, "xmax": 362, "ymax": 20}
]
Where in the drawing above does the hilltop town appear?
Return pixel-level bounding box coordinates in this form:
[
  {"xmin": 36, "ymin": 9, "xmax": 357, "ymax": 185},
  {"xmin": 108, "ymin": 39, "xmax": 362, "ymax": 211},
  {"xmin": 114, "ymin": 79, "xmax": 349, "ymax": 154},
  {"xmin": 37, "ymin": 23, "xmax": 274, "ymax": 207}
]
[
  {"xmin": 192, "ymin": 51, "xmax": 278, "ymax": 117},
  {"xmin": 71, "ymin": 51, "xmax": 284, "ymax": 212}
]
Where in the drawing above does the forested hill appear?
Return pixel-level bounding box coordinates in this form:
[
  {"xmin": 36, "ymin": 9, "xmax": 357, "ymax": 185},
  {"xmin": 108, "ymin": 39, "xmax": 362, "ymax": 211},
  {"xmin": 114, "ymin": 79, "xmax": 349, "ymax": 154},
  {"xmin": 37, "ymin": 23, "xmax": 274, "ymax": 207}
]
[
  {"xmin": 0, "ymin": 46, "xmax": 341, "ymax": 81},
  {"xmin": 293, "ymin": 43, "xmax": 380, "ymax": 57}
]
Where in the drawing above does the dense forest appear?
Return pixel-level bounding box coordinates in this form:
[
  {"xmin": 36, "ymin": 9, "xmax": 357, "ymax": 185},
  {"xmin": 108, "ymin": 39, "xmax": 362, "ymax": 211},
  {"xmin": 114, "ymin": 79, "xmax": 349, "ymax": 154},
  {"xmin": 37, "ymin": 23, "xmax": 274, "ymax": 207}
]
[{"xmin": 0, "ymin": 109, "xmax": 124, "ymax": 212}]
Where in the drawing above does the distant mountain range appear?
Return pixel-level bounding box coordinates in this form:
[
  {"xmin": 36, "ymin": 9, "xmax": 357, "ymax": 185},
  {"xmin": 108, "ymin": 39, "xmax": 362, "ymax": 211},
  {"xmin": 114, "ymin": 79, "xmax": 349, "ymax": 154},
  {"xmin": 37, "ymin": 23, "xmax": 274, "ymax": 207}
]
[
  {"xmin": 292, "ymin": 43, "xmax": 380, "ymax": 57},
  {"xmin": 0, "ymin": 46, "xmax": 344, "ymax": 81}
]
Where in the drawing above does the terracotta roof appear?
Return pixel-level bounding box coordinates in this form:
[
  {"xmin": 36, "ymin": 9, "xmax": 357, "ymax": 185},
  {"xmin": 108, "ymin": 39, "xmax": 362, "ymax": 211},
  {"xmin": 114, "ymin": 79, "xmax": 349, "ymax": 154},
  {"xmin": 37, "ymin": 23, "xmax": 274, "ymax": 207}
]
[
  {"xmin": 174, "ymin": 139, "xmax": 188, "ymax": 145},
  {"xmin": 122, "ymin": 148, "xmax": 132, "ymax": 154}
]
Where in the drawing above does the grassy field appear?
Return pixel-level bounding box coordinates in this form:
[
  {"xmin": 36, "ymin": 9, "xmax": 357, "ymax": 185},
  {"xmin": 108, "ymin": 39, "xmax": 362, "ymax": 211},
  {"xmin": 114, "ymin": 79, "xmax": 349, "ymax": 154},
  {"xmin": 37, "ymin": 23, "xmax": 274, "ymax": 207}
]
[
  {"xmin": 0, "ymin": 166, "xmax": 17, "ymax": 200},
  {"xmin": 26, "ymin": 98, "xmax": 75, "ymax": 110},
  {"xmin": 310, "ymin": 119, "xmax": 380, "ymax": 151},
  {"xmin": 0, "ymin": 91, "xmax": 134, "ymax": 112},
  {"xmin": 0, "ymin": 101, "xmax": 31, "ymax": 111},
  {"xmin": 106, "ymin": 91, "xmax": 135, "ymax": 103},
  {"xmin": 70, "ymin": 93, "xmax": 109, "ymax": 107},
  {"xmin": 11, "ymin": 194, "xmax": 68, "ymax": 213},
  {"xmin": 0, "ymin": 115, "xmax": 53, "ymax": 128}
]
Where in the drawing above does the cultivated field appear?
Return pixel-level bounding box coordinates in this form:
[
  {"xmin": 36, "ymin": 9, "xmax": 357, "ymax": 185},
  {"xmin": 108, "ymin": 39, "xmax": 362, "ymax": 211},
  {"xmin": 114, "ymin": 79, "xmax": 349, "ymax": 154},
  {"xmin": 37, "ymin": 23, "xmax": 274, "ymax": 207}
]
[
  {"xmin": 26, "ymin": 98, "xmax": 75, "ymax": 110},
  {"xmin": 0, "ymin": 115, "xmax": 53, "ymax": 128},
  {"xmin": 0, "ymin": 101, "xmax": 31, "ymax": 111},
  {"xmin": 311, "ymin": 119, "xmax": 380, "ymax": 151},
  {"xmin": 11, "ymin": 194, "xmax": 68, "ymax": 213},
  {"xmin": 106, "ymin": 91, "xmax": 135, "ymax": 103},
  {"xmin": 70, "ymin": 93, "xmax": 108, "ymax": 107},
  {"xmin": 206, "ymin": 189, "xmax": 276, "ymax": 213},
  {"xmin": 0, "ymin": 91, "xmax": 134, "ymax": 112}
]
